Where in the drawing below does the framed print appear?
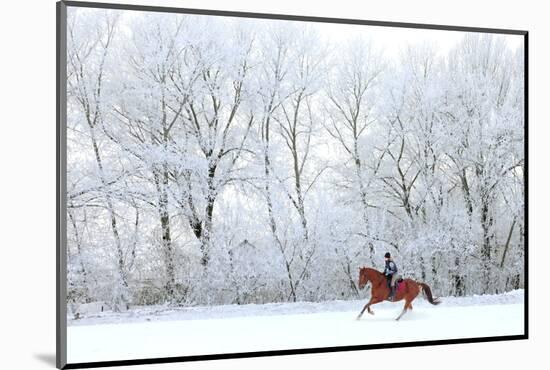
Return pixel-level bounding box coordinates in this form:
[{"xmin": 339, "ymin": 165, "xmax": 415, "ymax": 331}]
[{"xmin": 56, "ymin": 1, "xmax": 528, "ymax": 368}]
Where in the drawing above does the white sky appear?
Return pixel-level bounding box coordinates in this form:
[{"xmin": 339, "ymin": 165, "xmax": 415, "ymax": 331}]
[
  {"xmin": 70, "ymin": 6, "xmax": 523, "ymax": 59},
  {"xmin": 316, "ymin": 22, "xmax": 523, "ymax": 56},
  {"xmin": 106, "ymin": 6, "xmax": 524, "ymax": 57}
]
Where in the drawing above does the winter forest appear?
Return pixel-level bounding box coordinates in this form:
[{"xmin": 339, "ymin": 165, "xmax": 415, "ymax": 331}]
[{"xmin": 65, "ymin": 8, "xmax": 525, "ymax": 311}]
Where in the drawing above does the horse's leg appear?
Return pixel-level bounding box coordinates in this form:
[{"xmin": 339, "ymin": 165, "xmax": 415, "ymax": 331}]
[
  {"xmin": 367, "ymin": 302, "xmax": 375, "ymax": 315},
  {"xmin": 357, "ymin": 301, "xmax": 370, "ymax": 320},
  {"xmin": 395, "ymin": 301, "xmax": 409, "ymax": 321},
  {"xmin": 396, "ymin": 295, "xmax": 415, "ymax": 321},
  {"xmin": 396, "ymin": 305, "xmax": 407, "ymax": 320},
  {"xmin": 357, "ymin": 299, "xmax": 374, "ymax": 320},
  {"xmin": 357, "ymin": 297, "xmax": 381, "ymax": 320}
]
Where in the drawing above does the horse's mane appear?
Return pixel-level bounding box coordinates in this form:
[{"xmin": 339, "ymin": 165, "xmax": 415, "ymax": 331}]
[{"xmin": 360, "ymin": 266, "xmax": 383, "ymax": 275}]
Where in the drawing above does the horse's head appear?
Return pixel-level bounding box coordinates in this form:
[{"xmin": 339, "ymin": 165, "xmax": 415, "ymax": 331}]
[{"xmin": 358, "ymin": 267, "xmax": 370, "ymax": 290}]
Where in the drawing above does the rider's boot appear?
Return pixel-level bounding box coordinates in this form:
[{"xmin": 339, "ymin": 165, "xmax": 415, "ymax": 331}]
[{"xmin": 388, "ymin": 286, "xmax": 396, "ymax": 301}]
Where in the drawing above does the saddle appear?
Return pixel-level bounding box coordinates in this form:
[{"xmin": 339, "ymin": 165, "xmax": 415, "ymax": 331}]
[
  {"xmin": 386, "ymin": 274, "xmax": 405, "ymax": 298},
  {"xmin": 396, "ymin": 278, "xmax": 405, "ymax": 293}
]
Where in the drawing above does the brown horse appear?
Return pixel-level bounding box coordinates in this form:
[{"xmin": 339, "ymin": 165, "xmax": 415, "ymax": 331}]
[{"xmin": 357, "ymin": 267, "xmax": 440, "ymax": 321}]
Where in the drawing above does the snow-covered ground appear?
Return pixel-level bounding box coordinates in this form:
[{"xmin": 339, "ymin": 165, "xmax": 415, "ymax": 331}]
[{"xmin": 67, "ymin": 290, "xmax": 525, "ymax": 364}]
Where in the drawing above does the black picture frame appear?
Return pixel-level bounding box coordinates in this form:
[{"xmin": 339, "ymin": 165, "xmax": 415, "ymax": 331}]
[{"xmin": 56, "ymin": 1, "xmax": 528, "ymax": 368}]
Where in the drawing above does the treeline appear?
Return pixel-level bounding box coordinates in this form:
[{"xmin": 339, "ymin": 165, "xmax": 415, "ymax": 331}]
[{"xmin": 66, "ymin": 9, "xmax": 524, "ymax": 309}]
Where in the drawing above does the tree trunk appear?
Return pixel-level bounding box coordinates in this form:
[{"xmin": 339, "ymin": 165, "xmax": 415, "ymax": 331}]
[
  {"xmin": 200, "ymin": 161, "xmax": 218, "ymax": 267},
  {"xmin": 344, "ymin": 257, "xmax": 360, "ymax": 297},
  {"xmin": 500, "ymin": 218, "xmax": 516, "ymax": 269},
  {"xmin": 153, "ymin": 165, "xmax": 175, "ymax": 299},
  {"xmin": 89, "ymin": 128, "xmax": 129, "ymax": 307},
  {"xmin": 419, "ymin": 255, "xmax": 426, "ymax": 281},
  {"xmin": 353, "ymin": 143, "xmax": 375, "ymax": 262},
  {"xmin": 431, "ymin": 254, "xmax": 438, "ymax": 290},
  {"xmin": 460, "ymin": 169, "xmax": 474, "ymax": 219},
  {"xmin": 263, "ymin": 114, "xmax": 298, "ymax": 302},
  {"xmin": 291, "ymin": 141, "xmax": 309, "ymax": 242},
  {"xmin": 480, "ymin": 197, "xmax": 494, "ymax": 293},
  {"xmin": 68, "ymin": 206, "xmax": 91, "ymax": 302}
]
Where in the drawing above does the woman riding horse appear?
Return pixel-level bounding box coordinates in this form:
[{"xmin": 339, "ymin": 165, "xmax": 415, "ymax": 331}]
[
  {"xmin": 357, "ymin": 264, "xmax": 440, "ymax": 321},
  {"xmin": 383, "ymin": 252, "xmax": 399, "ymax": 301}
]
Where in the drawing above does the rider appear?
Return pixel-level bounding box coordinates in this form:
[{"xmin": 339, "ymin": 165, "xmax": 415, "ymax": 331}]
[{"xmin": 383, "ymin": 252, "xmax": 398, "ymax": 301}]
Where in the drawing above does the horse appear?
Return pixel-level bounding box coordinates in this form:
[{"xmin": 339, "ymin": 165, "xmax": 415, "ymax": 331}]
[{"xmin": 356, "ymin": 267, "xmax": 440, "ymax": 321}]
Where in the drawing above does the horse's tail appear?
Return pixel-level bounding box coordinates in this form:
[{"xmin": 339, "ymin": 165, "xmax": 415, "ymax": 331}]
[{"xmin": 419, "ymin": 283, "xmax": 441, "ymax": 305}]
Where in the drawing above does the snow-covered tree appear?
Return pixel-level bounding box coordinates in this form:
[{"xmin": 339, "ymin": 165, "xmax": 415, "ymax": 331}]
[{"xmin": 66, "ymin": 8, "xmax": 525, "ymax": 308}]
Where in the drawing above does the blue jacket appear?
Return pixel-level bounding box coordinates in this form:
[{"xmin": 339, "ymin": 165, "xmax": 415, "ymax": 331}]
[{"xmin": 384, "ymin": 259, "xmax": 398, "ymax": 277}]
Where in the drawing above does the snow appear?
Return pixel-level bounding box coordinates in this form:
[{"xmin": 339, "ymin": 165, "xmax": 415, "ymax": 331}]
[{"xmin": 67, "ymin": 290, "xmax": 525, "ymax": 364}]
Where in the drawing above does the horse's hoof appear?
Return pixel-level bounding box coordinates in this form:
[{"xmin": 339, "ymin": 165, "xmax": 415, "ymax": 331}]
[
  {"xmin": 356, "ymin": 315, "xmax": 362, "ymax": 321},
  {"xmin": 368, "ymin": 311, "xmax": 375, "ymax": 315}
]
